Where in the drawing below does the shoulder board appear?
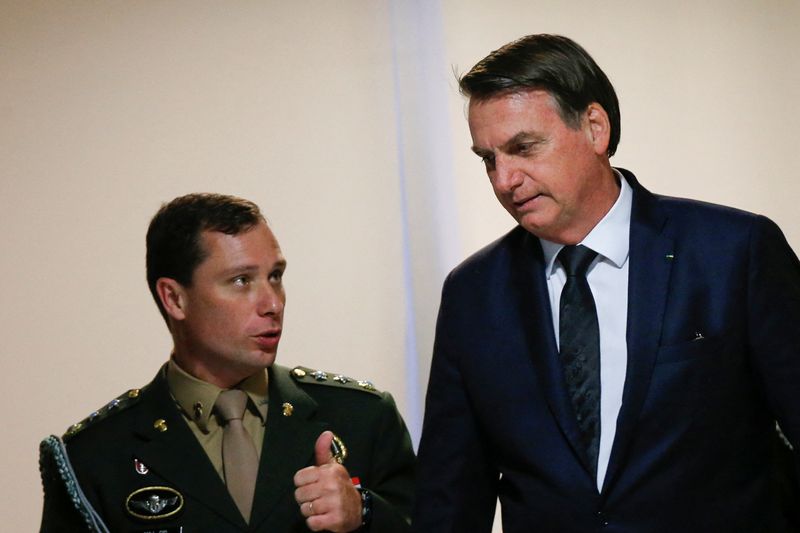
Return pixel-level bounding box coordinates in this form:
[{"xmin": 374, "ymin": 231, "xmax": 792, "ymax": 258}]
[
  {"xmin": 63, "ymin": 388, "xmax": 144, "ymax": 441},
  {"xmin": 290, "ymin": 366, "xmax": 382, "ymax": 396}
]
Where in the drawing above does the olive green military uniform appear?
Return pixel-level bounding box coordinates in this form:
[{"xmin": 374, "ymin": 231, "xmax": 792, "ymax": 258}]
[{"xmin": 39, "ymin": 363, "xmax": 415, "ymax": 532}]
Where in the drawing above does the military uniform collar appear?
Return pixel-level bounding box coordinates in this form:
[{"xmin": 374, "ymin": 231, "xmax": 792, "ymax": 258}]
[{"xmin": 166, "ymin": 358, "xmax": 269, "ymax": 432}]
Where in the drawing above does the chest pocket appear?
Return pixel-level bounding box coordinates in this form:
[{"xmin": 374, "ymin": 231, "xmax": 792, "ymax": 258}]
[{"xmin": 655, "ymin": 332, "xmax": 728, "ymax": 365}]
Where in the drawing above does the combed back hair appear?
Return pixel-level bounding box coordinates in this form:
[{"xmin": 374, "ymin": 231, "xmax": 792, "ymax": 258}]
[
  {"xmin": 459, "ymin": 34, "xmax": 621, "ymax": 156},
  {"xmin": 146, "ymin": 193, "xmax": 265, "ymax": 324}
]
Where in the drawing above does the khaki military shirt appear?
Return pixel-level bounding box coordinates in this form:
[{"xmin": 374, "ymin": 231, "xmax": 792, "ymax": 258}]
[{"xmin": 167, "ymin": 359, "xmax": 269, "ymax": 480}]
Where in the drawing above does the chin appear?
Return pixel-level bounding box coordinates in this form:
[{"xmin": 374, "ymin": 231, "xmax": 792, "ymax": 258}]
[
  {"xmin": 254, "ymin": 352, "xmax": 277, "ymax": 368},
  {"xmin": 231, "ymin": 352, "xmax": 275, "ymax": 373}
]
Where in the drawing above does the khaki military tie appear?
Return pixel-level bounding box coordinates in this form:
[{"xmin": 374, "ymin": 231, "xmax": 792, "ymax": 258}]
[{"xmin": 215, "ymin": 389, "xmax": 259, "ymax": 523}]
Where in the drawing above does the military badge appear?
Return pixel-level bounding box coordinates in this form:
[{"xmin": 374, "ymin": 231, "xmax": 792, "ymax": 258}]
[
  {"xmin": 134, "ymin": 458, "xmax": 149, "ymax": 475},
  {"xmin": 330, "ymin": 433, "xmax": 348, "ymax": 464},
  {"xmin": 125, "ymin": 486, "xmax": 183, "ymax": 520}
]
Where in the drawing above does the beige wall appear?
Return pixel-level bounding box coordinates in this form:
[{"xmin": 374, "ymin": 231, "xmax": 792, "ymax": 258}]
[{"xmin": 2, "ymin": 1, "xmax": 798, "ymax": 530}]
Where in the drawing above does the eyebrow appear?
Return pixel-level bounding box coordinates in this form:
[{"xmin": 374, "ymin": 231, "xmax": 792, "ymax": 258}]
[
  {"xmin": 221, "ymin": 259, "xmax": 287, "ymax": 277},
  {"xmin": 471, "ymin": 131, "xmax": 539, "ymax": 157}
]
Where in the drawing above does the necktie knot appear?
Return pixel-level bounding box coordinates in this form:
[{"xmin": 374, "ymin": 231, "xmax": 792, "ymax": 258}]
[
  {"xmin": 215, "ymin": 389, "xmax": 248, "ymax": 424},
  {"xmin": 559, "ymin": 245, "xmax": 597, "ymax": 277}
]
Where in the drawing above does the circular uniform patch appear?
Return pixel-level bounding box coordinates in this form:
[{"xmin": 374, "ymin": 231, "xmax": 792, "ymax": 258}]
[{"xmin": 125, "ymin": 486, "xmax": 184, "ymax": 520}]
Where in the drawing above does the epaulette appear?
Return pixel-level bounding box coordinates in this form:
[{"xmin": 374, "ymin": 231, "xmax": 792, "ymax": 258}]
[
  {"xmin": 290, "ymin": 366, "xmax": 382, "ymax": 396},
  {"xmin": 63, "ymin": 388, "xmax": 144, "ymax": 441}
]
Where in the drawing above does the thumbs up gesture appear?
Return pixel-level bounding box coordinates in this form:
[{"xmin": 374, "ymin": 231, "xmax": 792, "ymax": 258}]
[{"xmin": 293, "ymin": 431, "xmax": 362, "ymax": 532}]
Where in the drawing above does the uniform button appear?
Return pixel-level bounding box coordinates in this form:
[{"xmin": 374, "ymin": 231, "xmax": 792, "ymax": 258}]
[{"xmin": 597, "ymin": 511, "xmax": 608, "ymax": 527}]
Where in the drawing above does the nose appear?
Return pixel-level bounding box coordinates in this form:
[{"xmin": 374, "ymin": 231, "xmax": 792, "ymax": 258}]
[
  {"xmin": 491, "ymin": 154, "xmax": 524, "ymax": 194},
  {"xmin": 257, "ymin": 284, "xmax": 284, "ymax": 317}
]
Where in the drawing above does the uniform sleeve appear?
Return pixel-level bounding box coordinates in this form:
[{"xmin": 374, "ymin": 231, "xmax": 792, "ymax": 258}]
[
  {"xmin": 746, "ymin": 216, "xmax": 800, "ymax": 496},
  {"xmin": 411, "ymin": 276, "xmax": 499, "ymax": 533},
  {"xmin": 361, "ymin": 391, "xmax": 416, "ymax": 533},
  {"xmin": 39, "ymin": 436, "xmax": 109, "ymax": 533}
]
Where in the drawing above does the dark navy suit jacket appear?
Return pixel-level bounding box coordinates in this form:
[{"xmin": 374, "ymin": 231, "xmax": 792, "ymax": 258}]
[{"xmin": 413, "ymin": 169, "xmax": 800, "ymax": 533}]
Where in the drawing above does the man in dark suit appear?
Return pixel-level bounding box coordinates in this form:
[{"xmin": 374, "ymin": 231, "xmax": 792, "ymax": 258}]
[
  {"xmin": 40, "ymin": 193, "xmax": 415, "ymax": 532},
  {"xmin": 413, "ymin": 34, "xmax": 799, "ymax": 532}
]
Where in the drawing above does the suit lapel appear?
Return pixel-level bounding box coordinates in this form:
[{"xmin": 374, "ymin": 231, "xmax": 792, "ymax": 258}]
[
  {"xmin": 249, "ymin": 365, "xmax": 327, "ymax": 530},
  {"xmin": 602, "ymin": 169, "xmax": 675, "ymax": 493},
  {"xmin": 131, "ymin": 369, "xmax": 246, "ymax": 528},
  {"xmin": 512, "ymin": 230, "xmax": 597, "ymax": 475}
]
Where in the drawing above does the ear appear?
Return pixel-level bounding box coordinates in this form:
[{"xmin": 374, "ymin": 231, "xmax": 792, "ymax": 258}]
[
  {"xmin": 584, "ymin": 103, "xmax": 611, "ymax": 156},
  {"xmin": 156, "ymin": 278, "xmax": 188, "ymax": 321}
]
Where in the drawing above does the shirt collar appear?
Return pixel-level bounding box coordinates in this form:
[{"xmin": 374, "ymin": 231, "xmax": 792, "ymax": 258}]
[
  {"xmin": 541, "ymin": 169, "xmax": 632, "ymax": 278},
  {"xmin": 167, "ymin": 358, "xmax": 269, "ymax": 432}
]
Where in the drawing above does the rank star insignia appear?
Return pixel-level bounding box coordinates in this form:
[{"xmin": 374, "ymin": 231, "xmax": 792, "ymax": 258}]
[
  {"xmin": 311, "ymin": 370, "xmax": 329, "ymax": 381},
  {"xmin": 357, "ymin": 380, "xmax": 376, "ymax": 391},
  {"xmin": 125, "ymin": 486, "xmax": 184, "ymax": 520}
]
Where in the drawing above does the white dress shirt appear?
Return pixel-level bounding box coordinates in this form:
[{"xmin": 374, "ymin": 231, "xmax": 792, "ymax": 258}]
[{"xmin": 539, "ymin": 171, "xmax": 632, "ymax": 491}]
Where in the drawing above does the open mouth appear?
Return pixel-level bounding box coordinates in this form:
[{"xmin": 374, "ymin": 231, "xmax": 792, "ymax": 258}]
[{"xmin": 253, "ymin": 330, "xmax": 281, "ymax": 349}]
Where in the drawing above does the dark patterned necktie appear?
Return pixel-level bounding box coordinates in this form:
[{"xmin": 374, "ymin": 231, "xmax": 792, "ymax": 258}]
[
  {"xmin": 558, "ymin": 244, "xmax": 601, "ymax": 475},
  {"xmin": 215, "ymin": 389, "xmax": 258, "ymax": 523}
]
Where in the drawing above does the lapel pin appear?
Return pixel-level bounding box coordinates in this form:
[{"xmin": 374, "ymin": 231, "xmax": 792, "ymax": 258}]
[
  {"xmin": 153, "ymin": 419, "xmax": 168, "ymax": 432},
  {"xmin": 665, "ymin": 253, "xmax": 675, "ymax": 261},
  {"xmin": 282, "ymin": 402, "xmax": 294, "ymax": 417},
  {"xmin": 134, "ymin": 458, "xmax": 150, "ymax": 475}
]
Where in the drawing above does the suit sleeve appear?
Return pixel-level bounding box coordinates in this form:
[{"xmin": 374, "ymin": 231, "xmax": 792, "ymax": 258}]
[
  {"xmin": 361, "ymin": 392, "xmax": 416, "ymax": 533},
  {"xmin": 412, "ymin": 275, "xmax": 499, "ymax": 533},
  {"xmin": 746, "ymin": 216, "xmax": 800, "ymax": 493}
]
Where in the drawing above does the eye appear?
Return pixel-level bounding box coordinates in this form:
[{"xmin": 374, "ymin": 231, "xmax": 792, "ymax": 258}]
[
  {"xmin": 232, "ymin": 275, "xmax": 251, "ymax": 287},
  {"xmin": 269, "ymin": 269, "xmax": 284, "ymax": 283},
  {"xmin": 479, "ymin": 154, "xmax": 495, "ymax": 169}
]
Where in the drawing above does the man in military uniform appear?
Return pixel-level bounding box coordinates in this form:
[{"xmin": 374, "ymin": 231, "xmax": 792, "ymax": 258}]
[{"xmin": 39, "ymin": 193, "xmax": 415, "ymax": 532}]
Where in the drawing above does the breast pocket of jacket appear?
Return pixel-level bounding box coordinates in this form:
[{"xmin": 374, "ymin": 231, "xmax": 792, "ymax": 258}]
[
  {"xmin": 649, "ymin": 331, "xmax": 747, "ymax": 430},
  {"xmin": 655, "ymin": 332, "xmax": 728, "ymax": 365}
]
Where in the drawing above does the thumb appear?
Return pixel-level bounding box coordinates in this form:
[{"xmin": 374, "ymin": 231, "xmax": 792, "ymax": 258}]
[{"xmin": 314, "ymin": 430, "xmax": 335, "ymax": 466}]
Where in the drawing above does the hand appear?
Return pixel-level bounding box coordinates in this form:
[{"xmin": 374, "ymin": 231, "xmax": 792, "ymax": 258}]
[{"xmin": 294, "ymin": 431, "xmax": 363, "ymax": 532}]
